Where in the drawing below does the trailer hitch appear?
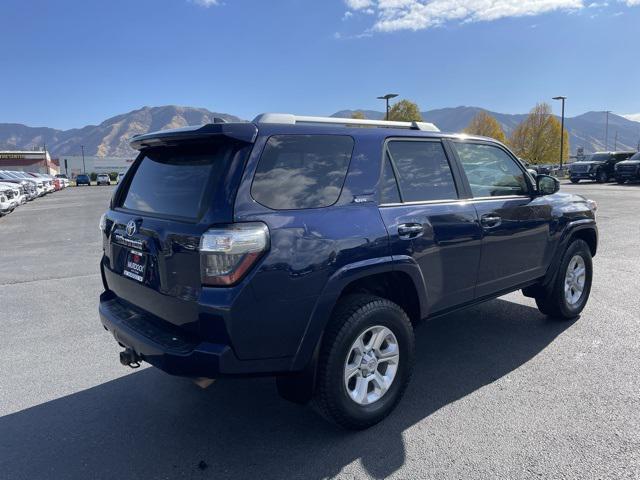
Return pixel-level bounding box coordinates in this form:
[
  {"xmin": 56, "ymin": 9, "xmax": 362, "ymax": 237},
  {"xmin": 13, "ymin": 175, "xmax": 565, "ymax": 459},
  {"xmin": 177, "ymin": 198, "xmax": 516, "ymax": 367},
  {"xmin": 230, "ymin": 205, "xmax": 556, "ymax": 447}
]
[{"xmin": 119, "ymin": 348, "xmax": 142, "ymax": 369}]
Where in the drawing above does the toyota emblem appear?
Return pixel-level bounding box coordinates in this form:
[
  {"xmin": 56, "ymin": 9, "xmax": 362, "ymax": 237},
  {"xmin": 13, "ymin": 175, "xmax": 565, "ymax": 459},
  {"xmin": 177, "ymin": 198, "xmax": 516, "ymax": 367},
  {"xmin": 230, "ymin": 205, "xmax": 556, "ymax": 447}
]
[{"xmin": 126, "ymin": 220, "xmax": 137, "ymax": 237}]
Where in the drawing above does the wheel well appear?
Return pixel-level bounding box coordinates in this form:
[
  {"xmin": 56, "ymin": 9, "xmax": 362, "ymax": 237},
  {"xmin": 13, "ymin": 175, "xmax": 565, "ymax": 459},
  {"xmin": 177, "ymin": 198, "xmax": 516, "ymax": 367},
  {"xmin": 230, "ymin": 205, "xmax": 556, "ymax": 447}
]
[
  {"xmin": 571, "ymin": 228, "xmax": 597, "ymax": 256},
  {"xmin": 339, "ymin": 271, "xmax": 421, "ymax": 323}
]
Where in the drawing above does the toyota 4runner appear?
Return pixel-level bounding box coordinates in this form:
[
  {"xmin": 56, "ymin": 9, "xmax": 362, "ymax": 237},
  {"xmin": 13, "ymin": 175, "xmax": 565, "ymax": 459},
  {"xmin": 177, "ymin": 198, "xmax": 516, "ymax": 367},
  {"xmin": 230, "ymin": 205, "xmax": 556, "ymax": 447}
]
[{"xmin": 99, "ymin": 114, "xmax": 598, "ymax": 429}]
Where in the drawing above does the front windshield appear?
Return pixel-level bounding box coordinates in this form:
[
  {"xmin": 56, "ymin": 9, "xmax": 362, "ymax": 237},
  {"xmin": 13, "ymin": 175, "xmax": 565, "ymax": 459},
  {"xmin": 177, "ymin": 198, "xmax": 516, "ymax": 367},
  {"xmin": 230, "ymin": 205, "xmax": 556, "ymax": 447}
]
[
  {"xmin": 629, "ymin": 152, "xmax": 640, "ymax": 161},
  {"xmin": 588, "ymin": 153, "xmax": 610, "ymax": 162}
]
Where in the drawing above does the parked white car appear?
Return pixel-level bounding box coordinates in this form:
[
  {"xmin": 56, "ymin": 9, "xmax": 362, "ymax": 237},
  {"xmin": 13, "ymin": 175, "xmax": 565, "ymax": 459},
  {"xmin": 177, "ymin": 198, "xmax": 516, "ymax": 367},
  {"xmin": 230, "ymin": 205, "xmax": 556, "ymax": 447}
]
[
  {"xmin": 96, "ymin": 174, "xmax": 111, "ymax": 186},
  {"xmin": 0, "ymin": 182, "xmax": 21, "ymax": 211},
  {"xmin": 6, "ymin": 171, "xmax": 45, "ymax": 196},
  {"xmin": 0, "ymin": 187, "xmax": 17, "ymax": 215}
]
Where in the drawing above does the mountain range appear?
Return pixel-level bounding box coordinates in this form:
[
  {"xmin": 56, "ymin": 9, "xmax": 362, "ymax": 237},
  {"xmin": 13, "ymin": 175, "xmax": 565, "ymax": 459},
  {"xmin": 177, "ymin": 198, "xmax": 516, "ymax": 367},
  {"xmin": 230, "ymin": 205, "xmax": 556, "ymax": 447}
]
[
  {"xmin": 0, "ymin": 105, "xmax": 638, "ymax": 157},
  {"xmin": 0, "ymin": 106, "xmax": 241, "ymax": 158}
]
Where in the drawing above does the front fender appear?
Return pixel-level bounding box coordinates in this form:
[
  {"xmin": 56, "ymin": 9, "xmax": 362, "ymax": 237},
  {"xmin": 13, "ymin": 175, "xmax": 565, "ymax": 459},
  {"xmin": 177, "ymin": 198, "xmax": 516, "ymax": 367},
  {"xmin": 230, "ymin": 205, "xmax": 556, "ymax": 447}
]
[
  {"xmin": 539, "ymin": 218, "xmax": 598, "ymax": 291},
  {"xmin": 289, "ymin": 256, "xmax": 427, "ymax": 370}
]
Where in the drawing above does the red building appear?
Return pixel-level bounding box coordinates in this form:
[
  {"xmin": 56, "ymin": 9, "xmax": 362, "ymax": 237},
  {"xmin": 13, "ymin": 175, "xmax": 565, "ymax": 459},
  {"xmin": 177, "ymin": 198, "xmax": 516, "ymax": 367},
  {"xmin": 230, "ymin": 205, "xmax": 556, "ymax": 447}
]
[{"xmin": 0, "ymin": 150, "xmax": 60, "ymax": 175}]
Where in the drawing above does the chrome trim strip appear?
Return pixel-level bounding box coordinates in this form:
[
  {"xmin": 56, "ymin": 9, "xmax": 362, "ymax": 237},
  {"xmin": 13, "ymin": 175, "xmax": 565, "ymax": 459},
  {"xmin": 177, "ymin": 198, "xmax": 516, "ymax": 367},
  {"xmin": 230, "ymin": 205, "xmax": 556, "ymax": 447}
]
[{"xmin": 379, "ymin": 195, "xmax": 530, "ymax": 208}]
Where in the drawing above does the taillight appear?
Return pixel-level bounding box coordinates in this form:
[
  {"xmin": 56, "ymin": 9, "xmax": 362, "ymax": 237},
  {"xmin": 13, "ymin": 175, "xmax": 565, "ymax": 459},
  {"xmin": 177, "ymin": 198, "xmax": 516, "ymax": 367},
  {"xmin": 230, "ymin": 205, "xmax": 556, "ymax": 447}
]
[{"xmin": 200, "ymin": 222, "xmax": 269, "ymax": 286}]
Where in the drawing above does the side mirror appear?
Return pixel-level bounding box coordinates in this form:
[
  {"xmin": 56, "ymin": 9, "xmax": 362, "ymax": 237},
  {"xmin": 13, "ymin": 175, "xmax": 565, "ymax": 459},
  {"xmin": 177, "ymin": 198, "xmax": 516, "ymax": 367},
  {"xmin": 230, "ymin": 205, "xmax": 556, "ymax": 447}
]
[{"xmin": 537, "ymin": 174, "xmax": 560, "ymax": 195}]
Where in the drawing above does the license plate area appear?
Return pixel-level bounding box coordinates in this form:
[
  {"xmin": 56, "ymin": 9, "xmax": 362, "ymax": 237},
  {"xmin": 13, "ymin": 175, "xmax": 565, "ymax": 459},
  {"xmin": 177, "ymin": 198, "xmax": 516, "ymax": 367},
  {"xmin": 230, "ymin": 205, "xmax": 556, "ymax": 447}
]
[{"xmin": 123, "ymin": 249, "xmax": 147, "ymax": 282}]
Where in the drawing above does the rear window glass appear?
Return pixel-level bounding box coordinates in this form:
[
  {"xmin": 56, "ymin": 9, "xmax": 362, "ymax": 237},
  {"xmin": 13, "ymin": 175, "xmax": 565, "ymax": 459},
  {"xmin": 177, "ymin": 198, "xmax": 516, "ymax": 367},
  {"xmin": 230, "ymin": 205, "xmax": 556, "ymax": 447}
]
[
  {"xmin": 121, "ymin": 144, "xmax": 237, "ymax": 219},
  {"xmin": 251, "ymin": 135, "xmax": 354, "ymax": 210}
]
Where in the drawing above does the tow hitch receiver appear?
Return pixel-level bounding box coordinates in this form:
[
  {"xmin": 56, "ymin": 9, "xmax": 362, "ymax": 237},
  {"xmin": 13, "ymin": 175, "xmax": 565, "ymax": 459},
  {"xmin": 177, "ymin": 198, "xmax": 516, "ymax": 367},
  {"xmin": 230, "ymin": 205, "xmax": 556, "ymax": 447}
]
[{"xmin": 119, "ymin": 348, "xmax": 142, "ymax": 368}]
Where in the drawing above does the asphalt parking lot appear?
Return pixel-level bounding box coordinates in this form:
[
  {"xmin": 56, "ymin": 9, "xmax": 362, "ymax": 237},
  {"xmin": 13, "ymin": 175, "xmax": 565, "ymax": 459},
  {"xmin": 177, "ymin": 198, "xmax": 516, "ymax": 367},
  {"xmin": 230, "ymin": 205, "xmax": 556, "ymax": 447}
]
[{"xmin": 1, "ymin": 182, "xmax": 639, "ymax": 480}]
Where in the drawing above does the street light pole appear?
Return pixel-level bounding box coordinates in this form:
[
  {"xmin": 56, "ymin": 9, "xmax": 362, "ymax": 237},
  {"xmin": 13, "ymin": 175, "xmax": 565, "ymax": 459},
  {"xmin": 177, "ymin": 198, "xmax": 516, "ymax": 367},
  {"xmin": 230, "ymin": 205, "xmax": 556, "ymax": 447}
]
[
  {"xmin": 605, "ymin": 111, "xmax": 611, "ymax": 151},
  {"xmin": 377, "ymin": 93, "xmax": 398, "ymax": 121},
  {"xmin": 553, "ymin": 96, "xmax": 567, "ymax": 170},
  {"xmin": 43, "ymin": 143, "xmax": 50, "ymax": 175},
  {"xmin": 81, "ymin": 145, "xmax": 86, "ymax": 173}
]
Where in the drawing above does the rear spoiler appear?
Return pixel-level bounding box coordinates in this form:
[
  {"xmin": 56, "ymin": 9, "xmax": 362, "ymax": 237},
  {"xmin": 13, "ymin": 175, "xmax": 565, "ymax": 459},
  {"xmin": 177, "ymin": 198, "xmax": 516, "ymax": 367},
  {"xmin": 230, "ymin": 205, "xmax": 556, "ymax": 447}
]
[{"xmin": 130, "ymin": 122, "xmax": 258, "ymax": 150}]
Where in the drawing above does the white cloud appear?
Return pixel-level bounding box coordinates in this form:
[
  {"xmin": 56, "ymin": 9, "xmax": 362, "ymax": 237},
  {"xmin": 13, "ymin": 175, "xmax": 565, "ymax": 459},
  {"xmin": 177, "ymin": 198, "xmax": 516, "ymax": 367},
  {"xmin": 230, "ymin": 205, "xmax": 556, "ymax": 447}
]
[
  {"xmin": 193, "ymin": 0, "xmax": 221, "ymax": 6},
  {"xmin": 345, "ymin": 0, "xmax": 375, "ymax": 9},
  {"xmin": 370, "ymin": 0, "xmax": 585, "ymax": 31},
  {"xmin": 341, "ymin": 0, "xmax": 640, "ymax": 32},
  {"xmin": 343, "ymin": 11, "xmax": 354, "ymax": 20},
  {"xmin": 623, "ymin": 113, "xmax": 640, "ymax": 122}
]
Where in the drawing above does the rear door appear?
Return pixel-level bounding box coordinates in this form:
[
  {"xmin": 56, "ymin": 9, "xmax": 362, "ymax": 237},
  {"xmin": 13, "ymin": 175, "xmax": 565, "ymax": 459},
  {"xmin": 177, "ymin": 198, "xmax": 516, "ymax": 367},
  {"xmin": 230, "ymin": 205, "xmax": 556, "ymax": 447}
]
[
  {"xmin": 450, "ymin": 140, "xmax": 553, "ymax": 298},
  {"xmin": 378, "ymin": 138, "xmax": 482, "ymax": 314}
]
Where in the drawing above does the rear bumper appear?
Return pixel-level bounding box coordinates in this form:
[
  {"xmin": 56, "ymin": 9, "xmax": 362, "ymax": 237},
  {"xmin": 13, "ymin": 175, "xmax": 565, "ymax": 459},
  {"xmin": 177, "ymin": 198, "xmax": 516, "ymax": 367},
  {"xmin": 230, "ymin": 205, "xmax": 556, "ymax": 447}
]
[{"xmin": 99, "ymin": 290, "xmax": 292, "ymax": 378}]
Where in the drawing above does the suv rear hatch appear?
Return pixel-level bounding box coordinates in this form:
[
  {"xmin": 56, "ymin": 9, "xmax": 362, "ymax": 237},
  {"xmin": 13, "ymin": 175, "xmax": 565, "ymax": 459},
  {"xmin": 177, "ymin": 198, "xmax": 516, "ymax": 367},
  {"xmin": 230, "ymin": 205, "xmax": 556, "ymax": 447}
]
[{"xmin": 102, "ymin": 124, "xmax": 257, "ymax": 336}]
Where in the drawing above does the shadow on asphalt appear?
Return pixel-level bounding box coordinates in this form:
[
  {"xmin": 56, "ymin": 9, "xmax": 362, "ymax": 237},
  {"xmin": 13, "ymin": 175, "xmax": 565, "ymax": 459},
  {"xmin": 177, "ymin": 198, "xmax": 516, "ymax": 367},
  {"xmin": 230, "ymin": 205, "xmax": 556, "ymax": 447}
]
[{"xmin": 0, "ymin": 299, "xmax": 574, "ymax": 480}]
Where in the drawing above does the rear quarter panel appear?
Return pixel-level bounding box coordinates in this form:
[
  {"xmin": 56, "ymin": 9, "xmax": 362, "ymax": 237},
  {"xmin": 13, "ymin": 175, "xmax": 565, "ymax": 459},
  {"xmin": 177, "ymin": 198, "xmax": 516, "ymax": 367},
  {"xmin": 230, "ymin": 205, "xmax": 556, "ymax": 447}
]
[{"xmin": 232, "ymin": 132, "xmax": 390, "ymax": 362}]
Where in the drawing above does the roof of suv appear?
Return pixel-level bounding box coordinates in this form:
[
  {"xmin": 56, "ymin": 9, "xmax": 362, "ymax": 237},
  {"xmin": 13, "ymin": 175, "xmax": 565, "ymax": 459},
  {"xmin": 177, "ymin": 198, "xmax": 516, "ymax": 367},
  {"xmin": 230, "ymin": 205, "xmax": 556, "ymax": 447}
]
[{"xmin": 130, "ymin": 114, "xmax": 497, "ymax": 151}]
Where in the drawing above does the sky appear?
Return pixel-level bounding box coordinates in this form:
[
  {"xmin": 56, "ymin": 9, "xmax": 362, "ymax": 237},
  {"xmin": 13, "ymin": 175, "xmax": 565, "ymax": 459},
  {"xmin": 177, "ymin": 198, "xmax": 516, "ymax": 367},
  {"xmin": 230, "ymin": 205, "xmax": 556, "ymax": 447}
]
[{"xmin": 1, "ymin": 0, "xmax": 639, "ymax": 130}]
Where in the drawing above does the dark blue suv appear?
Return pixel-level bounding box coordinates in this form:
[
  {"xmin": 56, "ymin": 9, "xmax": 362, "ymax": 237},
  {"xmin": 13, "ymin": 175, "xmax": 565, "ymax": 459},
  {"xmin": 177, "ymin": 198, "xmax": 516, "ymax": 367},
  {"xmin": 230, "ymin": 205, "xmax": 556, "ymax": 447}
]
[{"xmin": 99, "ymin": 114, "xmax": 598, "ymax": 429}]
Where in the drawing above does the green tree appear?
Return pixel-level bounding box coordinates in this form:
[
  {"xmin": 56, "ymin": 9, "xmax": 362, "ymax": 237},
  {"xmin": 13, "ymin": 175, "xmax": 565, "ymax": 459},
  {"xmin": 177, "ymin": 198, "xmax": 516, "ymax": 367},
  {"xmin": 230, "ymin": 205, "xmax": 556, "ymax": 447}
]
[
  {"xmin": 388, "ymin": 99, "xmax": 423, "ymax": 122},
  {"xmin": 464, "ymin": 111, "xmax": 507, "ymax": 143},
  {"xmin": 350, "ymin": 111, "xmax": 366, "ymax": 119},
  {"xmin": 509, "ymin": 103, "xmax": 569, "ymax": 165}
]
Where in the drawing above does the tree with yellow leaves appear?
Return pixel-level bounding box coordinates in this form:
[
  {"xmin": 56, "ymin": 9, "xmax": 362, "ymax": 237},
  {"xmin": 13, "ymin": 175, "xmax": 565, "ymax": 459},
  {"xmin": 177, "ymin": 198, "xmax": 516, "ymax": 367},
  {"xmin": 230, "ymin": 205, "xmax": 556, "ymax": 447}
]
[
  {"xmin": 509, "ymin": 103, "xmax": 569, "ymax": 165},
  {"xmin": 388, "ymin": 100, "xmax": 423, "ymax": 122},
  {"xmin": 464, "ymin": 111, "xmax": 507, "ymax": 143}
]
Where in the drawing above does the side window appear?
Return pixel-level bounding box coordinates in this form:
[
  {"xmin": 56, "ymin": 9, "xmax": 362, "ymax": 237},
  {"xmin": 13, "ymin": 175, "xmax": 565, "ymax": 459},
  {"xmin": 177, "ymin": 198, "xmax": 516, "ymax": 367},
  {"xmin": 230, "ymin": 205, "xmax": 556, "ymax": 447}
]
[
  {"xmin": 386, "ymin": 141, "xmax": 458, "ymax": 202},
  {"xmin": 380, "ymin": 154, "xmax": 401, "ymax": 204},
  {"xmin": 251, "ymin": 135, "xmax": 354, "ymax": 210},
  {"xmin": 453, "ymin": 142, "xmax": 529, "ymax": 197}
]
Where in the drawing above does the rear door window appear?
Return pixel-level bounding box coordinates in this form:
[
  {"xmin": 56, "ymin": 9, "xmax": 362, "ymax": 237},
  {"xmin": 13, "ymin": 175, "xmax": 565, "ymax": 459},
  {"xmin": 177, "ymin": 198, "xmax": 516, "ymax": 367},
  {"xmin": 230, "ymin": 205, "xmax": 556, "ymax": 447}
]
[
  {"xmin": 386, "ymin": 140, "xmax": 458, "ymax": 202},
  {"xmin": 120, "ymin": 143, "xmax": 239, "ymax": 220},
  {"xmin": 251, "ymin": 135, "xmax": 353, "ymax": 210}
]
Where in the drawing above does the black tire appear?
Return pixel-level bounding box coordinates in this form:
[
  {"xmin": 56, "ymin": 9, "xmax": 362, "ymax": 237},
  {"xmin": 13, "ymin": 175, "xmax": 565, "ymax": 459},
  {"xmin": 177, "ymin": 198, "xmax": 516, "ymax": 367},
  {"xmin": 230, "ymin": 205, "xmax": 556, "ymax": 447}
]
[
  {"xmin": 570, "ymin": 178, "xmax": 580, "ymax": 184},
  {"xmin": 535, "ymin": 239, "xmax": 593, "ymax": 320},
  {"xmin": 596, "ymin": 170, "xmax": 608, "ymax": 183},
  {"xmin": 314, "ymin": 294, "xmax": 415, "ymax": 430}
]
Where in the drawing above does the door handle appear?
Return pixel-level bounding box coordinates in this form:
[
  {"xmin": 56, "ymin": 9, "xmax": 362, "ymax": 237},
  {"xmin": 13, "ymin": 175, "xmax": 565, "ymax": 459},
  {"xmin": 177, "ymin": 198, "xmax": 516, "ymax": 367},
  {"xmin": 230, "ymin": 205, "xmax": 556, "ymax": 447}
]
[
  {"xmin": 480, "ymin": 214, "xmax": 502, "ymax": 228},
  {"xmin": 398, "ymin": 223, "xmax": 424, "ymax": 239}
]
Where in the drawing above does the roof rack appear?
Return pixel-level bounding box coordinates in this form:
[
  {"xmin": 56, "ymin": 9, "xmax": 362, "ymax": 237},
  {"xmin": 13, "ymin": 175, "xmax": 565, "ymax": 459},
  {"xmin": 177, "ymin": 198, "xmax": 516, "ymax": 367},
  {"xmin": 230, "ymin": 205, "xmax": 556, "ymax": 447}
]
[{"xmin": 252, "ymin": 113, "xmax": 440, "ymax": 132}]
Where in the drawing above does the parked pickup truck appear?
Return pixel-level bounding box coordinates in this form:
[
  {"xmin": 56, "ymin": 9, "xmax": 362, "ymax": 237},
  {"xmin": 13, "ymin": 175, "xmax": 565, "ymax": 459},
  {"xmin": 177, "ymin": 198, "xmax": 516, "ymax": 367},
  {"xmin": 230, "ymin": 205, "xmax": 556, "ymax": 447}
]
[
  {"xmin": 614, "ymin": 151, "xmax": 640, "ymax": 183},
  {"xmin": 569, "ymin": 151, "xmax": 635, "ymax": 183}
]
